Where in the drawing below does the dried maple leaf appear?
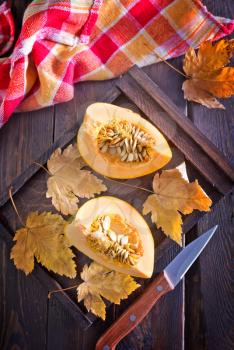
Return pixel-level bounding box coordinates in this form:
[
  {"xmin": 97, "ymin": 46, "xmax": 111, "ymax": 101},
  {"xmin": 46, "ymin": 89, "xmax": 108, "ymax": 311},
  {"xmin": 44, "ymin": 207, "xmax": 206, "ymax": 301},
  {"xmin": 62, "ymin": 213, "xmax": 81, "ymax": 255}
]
[
  {"xmin": 143, "ymin": 163, "xmax": 212, "ymax": 245},
  {"xmin": 11, "ymin": 211, "xmax": 76, "ymax": 277},
  {"xmin": 182, "ymin": 39, "xmax": 234, "ymax": 109},
  {"xmin": 46, "ymin": 144, "xmax": 107, "ymax": 215},
  {"xmin": 77, "ymin": 262, "xmax": 140, "ymax": 320}
]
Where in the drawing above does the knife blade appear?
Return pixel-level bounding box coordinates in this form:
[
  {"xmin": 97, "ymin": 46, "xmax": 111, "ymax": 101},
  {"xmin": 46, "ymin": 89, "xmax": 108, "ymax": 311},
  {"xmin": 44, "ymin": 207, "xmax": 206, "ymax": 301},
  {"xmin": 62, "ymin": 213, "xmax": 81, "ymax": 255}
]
[{"xmin": 96, "ymin": 225, "xmax": 218, "ymax": 350}]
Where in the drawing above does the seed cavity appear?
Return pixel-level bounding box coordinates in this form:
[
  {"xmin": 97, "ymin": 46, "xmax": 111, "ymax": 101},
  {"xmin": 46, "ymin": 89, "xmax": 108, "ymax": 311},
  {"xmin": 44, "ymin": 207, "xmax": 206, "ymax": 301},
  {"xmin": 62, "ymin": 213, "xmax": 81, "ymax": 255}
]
[
  {"xmin": 87, "ymin": 214, "xmax": 143, "ymax": 266},
  {"xmin": 97, "ymin": 120, "xmax": 154, "ymax": 163}
]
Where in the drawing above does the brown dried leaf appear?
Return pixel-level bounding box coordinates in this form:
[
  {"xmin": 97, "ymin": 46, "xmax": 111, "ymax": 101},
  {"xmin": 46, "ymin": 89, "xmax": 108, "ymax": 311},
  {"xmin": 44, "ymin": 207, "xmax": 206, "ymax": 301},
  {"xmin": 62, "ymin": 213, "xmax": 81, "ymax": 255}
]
[
  {"xmin": 183, "ymin": 39, "xmax": 234, "ymax": 108},
  {"xmin": 11, "ymin": 212, "xmax": 76, "ymax": 277},
  {"xmin": 77, "ymin": 262, "xmax": 140, "ymax": 320},
  {"xmin": 46, "ymin": 144, "xmax": 107, "ymax": 215},
  {"xmin": 143, "ymin": 163, "xmax": 212, "ymax": 245}
]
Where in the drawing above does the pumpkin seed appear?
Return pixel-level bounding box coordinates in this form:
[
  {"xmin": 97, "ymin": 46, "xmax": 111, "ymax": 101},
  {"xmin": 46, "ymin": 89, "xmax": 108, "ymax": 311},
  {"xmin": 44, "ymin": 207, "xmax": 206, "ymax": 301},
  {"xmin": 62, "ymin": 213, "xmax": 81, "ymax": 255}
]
[
  {"xmin": 107, "ymin": 130, "xmax": 115, "ymax": 137},
  {"xmin": 91, "ymin": 230, "xmax": 103, "ymax": 239},
  {"xmin": 108, "ymin": 230, "xmax": 117, "ymax": 242},
  {"xmin": 134, "ymin": 128, "xmax": 140, "ymax": 137},
  {"xmin": 102, "ymin": 216, "xmax": 111, "ymax": 231},
  {"xmin": 101, "ymin": 143, "xmax": 108, "ymax": 153},
  {"xmin": 120, "ymin": 235, "xmax": 128, "ymax": 246},
  {"xmin": 111, "ymin": 137, "xmax": 121, "ymax": 144},
  {"xmin": 117, "ymin": 234, "xmax": 123, "ymax": 243},
  {"xmin": 124, "ymin": 138, "xmax": 130, "ymax": 152},
  {"xmin": 132, "ymin": 139, "xmax": 137, "ymax": 152},
  {"xmin": 98, "ymin": 121, "xmax": 154, "ymax": 163},
  {"xmin": 124, "ymin": 251, "xmax": 129, "ymax": 260},
  {"xmin": 127, "ymin": 153, "xmax": 134, "ymax": 162},
  {"xmin": 120, "ymin": 148, "xmax": 126, "ymax": 157},
  {"xmin": 137, "ymin": 145, "xmax": 142, "ymax": 152},
  {"xmin": 109, "ymin": 147, "xmax": 116, "ymax": 155},
  {"xmin": 121, "ymin": 153, "xmax": 128, "ymax": 161}
]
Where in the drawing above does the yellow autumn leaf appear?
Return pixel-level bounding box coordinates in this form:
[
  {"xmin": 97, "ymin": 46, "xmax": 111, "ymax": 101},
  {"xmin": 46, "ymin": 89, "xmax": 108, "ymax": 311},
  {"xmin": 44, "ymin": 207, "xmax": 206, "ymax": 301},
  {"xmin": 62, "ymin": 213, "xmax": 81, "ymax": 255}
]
[
  {"xmin": 77, "ymin": 262, "xmax": 140, "ymax": 320},
  {"xmin": 11, "ymin": 212, "xmax": 76, "ymax": 277},
  {"xmin": 143, "ymin": 163, "xmax": 212, "ymax": 245},
  {"xmin": 182, "ymin": 39, "xmax": 234, "ymax": 109},
  {"xmin": 46, "ymin": 144, "xmax": 107, "ymax": 215}
]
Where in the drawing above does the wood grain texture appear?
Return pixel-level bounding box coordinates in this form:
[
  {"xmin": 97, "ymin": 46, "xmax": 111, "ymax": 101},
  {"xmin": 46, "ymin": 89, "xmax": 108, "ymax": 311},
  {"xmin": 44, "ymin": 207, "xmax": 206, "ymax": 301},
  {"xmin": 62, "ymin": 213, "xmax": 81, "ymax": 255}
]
[
  {"xmin": 186, "ymin": 76, "xmax": 234, "ymax": 350},
  {"xmin": 53, "ymin": 80, "xmax": 120, "ymax": 140},
  {"xmin": 0, "ymin": 107, "xmax": 54, "ymax": 196},
  {"xmin": 0, "ymin": 225, "xmax": 48, "ymax": 350},
  {"xmin": 0, "ymin": 102, "xmax": 54, "ymax": 349},
  {"xmin": 0, "ymin": 1, "xmax": 233, "ymax": 350},
  {"xmin": 47, "ymin": 81, "xmax": 122, "ymax": 348},
  {"xmin": 185, "ymin": 3, "xmax": 234, "ymax": 350},
  {"xmin": 116, "ymin": 72, "xmax": 233, "ymax": 195},
  {"xmin": 96, "ymin": 273, "xmax": 172, "ymax": 350},
  {"xmin": 0, "ymin": 66, "xmax": 188, "ymax": 349},
  {"xmin": 111, "ymin": 59, "xmax": 186, "ymax": 350},
  {"xmin": 128, "ymin": 66, "xmax": 234, "ymax": 182}
]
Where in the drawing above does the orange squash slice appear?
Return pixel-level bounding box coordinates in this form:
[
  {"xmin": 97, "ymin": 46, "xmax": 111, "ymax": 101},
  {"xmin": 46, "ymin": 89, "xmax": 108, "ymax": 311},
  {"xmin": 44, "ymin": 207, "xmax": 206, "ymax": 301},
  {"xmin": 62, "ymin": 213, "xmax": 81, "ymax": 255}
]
[
  {"xmin": 66, "ymin": 196, "xmax": 154, "ymax": 278},
  {"xmin": 77, "ymin": 103, "xmax": 172, "ymax": 179}
]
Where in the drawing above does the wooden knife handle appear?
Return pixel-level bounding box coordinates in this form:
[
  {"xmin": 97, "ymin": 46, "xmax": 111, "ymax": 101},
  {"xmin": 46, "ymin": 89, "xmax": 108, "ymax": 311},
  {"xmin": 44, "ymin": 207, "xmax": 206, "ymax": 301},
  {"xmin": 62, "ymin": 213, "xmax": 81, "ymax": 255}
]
[{"xmin": 96, "ymin": 272, "xmax": 172, "ymax": 350}]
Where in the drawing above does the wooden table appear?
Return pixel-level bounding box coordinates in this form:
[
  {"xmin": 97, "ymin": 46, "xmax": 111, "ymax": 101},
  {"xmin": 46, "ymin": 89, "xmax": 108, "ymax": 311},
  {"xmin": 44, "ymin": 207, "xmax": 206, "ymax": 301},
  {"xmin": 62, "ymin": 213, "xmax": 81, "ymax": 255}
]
[{"xmin": 0, "ymin": 1, "xmax": 233, "ymax": 349}]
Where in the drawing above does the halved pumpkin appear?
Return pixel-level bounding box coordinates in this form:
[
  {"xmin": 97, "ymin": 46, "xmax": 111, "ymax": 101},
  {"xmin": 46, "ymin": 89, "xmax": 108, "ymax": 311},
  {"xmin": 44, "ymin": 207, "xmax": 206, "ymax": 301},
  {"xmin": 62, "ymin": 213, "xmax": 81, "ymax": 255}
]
[
  {"xmin": 77, "ymin": 103, "xmax": 172, "ymax": 179},
  {"xmin": 66, "ymin": 196, "xmax": 154, "ymax": 278}
]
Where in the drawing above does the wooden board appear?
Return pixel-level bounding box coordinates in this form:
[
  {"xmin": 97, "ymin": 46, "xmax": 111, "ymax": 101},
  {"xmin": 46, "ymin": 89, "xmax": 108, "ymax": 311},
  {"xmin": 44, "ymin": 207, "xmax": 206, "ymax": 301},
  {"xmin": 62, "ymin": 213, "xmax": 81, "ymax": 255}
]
[
  {"xmin": 0, "ymin": 65, "xmax": 233, "ymax": 346},
  {"xmin": 1, "ymin": 0, "xmax": 233, "ymax": 345}
]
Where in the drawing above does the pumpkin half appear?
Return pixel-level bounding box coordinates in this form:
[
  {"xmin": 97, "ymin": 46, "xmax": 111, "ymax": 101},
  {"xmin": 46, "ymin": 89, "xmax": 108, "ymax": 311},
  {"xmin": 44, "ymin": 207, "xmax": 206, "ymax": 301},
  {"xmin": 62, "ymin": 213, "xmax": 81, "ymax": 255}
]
[
  {"xmin": 77, "ymin": 103, "xmax": 172, "ymax": 179},
  {"xmin": 66, "ymin": 196, "xmax": 154, "ymax": 278}
]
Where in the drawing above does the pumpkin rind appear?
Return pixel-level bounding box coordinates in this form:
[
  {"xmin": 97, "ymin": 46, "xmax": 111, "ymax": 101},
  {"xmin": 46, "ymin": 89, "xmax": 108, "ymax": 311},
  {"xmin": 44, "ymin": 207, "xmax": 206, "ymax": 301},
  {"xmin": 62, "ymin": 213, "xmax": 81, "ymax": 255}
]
[
  {"xmin": 66, "ymin": 196, "xmax": 155, "ymax": 278},
  {"xmin": 77, "ymin": 103, "xmax": 172, "ymax": 179}
]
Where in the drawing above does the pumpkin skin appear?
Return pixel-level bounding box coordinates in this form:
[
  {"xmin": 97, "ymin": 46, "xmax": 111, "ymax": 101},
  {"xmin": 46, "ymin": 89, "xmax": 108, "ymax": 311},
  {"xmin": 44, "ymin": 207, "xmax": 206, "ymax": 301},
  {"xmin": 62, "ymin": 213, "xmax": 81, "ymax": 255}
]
[
  {"xmin": 77, "ymin": 103, "xmax": 172, "ymax": 179},
  {"xmin": 66, "ymin": 196, "xmax": 155, "ymax": 278}
]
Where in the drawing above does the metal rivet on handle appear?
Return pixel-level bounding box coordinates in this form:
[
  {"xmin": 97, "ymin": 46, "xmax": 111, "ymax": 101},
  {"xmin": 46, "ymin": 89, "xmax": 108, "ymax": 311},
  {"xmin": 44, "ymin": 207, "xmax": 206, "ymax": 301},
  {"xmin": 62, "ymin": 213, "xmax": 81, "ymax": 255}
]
[
  {"xmin": 103, "ymin": 345, "xmax": 110, "ymax": 350},
  {"xmin": 129, "ymin": 314, "xmax": 137, "ymax": 322},
  {"xmin": 156, "ymin": 285, "xmax": 163, "ymax": 292}
]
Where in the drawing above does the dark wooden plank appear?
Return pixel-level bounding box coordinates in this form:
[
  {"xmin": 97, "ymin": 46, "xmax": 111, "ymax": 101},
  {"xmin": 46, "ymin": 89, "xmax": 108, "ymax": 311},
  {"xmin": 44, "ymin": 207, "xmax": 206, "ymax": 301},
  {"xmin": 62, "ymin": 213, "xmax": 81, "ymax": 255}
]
[
  {"xmin": 185, "ymin": 1, "xmax": 234, "ymax": 348},
  {"xmin": 0, "ymin": 171, "xmax": 95, "ymax": 329},
  {"xmin": 186, "ymin": 70, "xmax": 234, "ymax": 350},
  {"xmin": 111, "ymin": 60, "xmax": 186, "ymax": 350},
  {"xmin": 1, "ymin": 2, "xmax": 232, "ymax": 350},
  {"xmin": 0, "ymin": 107, "xmax": 54, "ymax": 205},
  {"xmin": 116, "ymin": 69, "xmax": 233, "ymax": 194},
  {"xmin": 0, "ymin": 65, "xmax": 231, "ymax": 350},
  {"xmin": 54, "ymin": 80, "xmax": 121, "ymax": 140},
  {"xmin": 0, "ymin": 123, "xmax": 77, "ymax": 207},
  {"xmin": 198, "ymin": 194, "xmax": 234, "ymax": 350},
  {"xmin": 44, "ymin": 66, "xmax": 184, "ymax": 349},
  {"xmin": 0, "ymin": 86, "xmax": 120, "ymax": 208},
  {"xmin": 47, "ymin": 81, "xmax": 122, "ymax": 349},
  {"xmin": 47, "ymin": 296, "xmax": 115, "ymax": 350},
  {"xmin": 0, "ymin": 108, "xmax": 54, "ymax": 349},
  {"xmin": 128, "ymin": 66, "xmax": 234, "ymax": 182},
  {"xmin": 115, "ymin": 243, "xmax": 183, "ymax": 350},
  {"xmin": 0, "ymin": 225, "xmax": 48, "ymax": 350}
]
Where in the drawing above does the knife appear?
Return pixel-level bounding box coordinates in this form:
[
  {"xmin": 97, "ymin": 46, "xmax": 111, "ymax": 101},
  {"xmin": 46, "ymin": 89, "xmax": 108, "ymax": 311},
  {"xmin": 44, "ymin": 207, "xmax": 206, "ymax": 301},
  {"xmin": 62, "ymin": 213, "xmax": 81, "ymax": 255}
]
[{"xmin": 96, "ymin": 225, "xmax": 218, "ymax": 350}]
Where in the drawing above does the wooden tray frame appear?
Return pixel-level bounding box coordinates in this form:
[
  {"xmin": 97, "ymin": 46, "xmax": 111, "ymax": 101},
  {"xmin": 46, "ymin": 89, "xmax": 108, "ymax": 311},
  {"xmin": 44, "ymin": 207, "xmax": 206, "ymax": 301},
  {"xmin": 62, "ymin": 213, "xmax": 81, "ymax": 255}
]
[{"xmin": 0, "ymin": 66, "xmax": 233, "ymax": 330}]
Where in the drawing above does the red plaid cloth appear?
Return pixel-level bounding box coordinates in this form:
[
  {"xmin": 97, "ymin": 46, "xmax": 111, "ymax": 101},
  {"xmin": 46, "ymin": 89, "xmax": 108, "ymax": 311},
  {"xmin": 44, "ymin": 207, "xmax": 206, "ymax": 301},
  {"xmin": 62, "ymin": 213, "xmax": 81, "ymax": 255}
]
[
  {"xmin": 0, "ymin": 0, "xmax": 233, "ymax": 128},
  {"xmin": 0, "ymin": 2, "xmax": 14, "ymax": 56}
]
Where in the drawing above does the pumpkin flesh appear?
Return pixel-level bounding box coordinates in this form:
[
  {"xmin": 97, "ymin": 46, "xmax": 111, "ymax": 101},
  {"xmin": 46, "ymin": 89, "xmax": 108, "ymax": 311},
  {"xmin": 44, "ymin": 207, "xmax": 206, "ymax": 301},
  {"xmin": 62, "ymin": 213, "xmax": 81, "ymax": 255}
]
[
  {"xmin": 66, "ymin": 196, "xmax": 155, "ymax": 278},
  {"xmin": 77, "ymin": 103, "xmax": 172, "ymax": 179}
]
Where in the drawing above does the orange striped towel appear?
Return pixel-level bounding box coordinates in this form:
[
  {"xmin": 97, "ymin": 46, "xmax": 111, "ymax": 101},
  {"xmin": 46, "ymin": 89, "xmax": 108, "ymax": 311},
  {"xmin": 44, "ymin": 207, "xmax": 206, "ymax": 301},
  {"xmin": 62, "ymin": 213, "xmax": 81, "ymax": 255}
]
[{"xmin": 0, "ymin": 0, "xmax": 233, "ymax": 127}]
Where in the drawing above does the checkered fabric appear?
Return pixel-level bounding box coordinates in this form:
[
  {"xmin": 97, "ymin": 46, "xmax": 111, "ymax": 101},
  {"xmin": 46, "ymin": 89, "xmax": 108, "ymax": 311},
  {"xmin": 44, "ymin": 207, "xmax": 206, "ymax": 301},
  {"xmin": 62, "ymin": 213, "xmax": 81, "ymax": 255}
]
[
  {"xmin": 0, "ymin": 2, "xmax": 14, "ymax": 56},
  {"xmin": 0, "ymin": 0, "xmax": 233, "ymax": 128}
]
